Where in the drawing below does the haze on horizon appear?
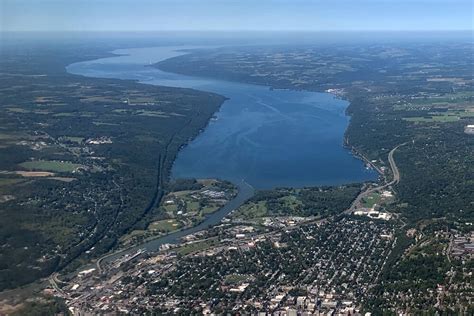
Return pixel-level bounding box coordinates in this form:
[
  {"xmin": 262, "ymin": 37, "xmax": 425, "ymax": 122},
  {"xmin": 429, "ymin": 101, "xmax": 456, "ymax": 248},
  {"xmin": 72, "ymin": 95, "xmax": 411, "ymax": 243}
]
[{"xmin": 1, "ymin": 0, "xmax": 472, "ymax": 33}]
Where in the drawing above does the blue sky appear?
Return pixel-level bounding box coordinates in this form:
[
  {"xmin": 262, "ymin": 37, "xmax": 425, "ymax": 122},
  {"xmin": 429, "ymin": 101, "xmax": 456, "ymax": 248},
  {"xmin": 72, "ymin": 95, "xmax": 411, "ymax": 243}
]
[{"xmin": 1, "ymin": 0, "xmax": 472, "ymax": 32}]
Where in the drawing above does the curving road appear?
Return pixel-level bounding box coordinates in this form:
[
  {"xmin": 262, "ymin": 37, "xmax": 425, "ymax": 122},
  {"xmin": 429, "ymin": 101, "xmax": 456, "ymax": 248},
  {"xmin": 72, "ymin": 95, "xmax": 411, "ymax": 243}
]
[
  {"xmin": 346, "ymin": 142, "xmax": 408, "ymax": 213},
  {"xmin": 388, "ymin": 143, "xmax": 406, "ymax": 185}
]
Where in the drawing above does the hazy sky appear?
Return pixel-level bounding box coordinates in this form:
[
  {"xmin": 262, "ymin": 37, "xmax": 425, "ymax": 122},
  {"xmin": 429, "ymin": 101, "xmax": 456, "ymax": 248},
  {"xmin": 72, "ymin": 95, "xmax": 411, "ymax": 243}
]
[{"xmin": 1, "ymin": 0, "xmax": 473, "ymax": 32}]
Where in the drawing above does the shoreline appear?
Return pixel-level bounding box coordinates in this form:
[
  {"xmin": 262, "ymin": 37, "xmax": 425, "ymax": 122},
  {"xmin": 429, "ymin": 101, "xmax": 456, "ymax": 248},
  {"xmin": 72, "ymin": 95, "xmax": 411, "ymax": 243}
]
[
  {"xmin": 97, "ymin": 179, "xmax": 255, "ymax": 265},
  {"xmin": 0, "ymin": 44, "xmax": 381, "ymax": 299},
  {"xmin": 155, "ymin": 54, "xmax": 377, "ymax": 183},
  {"xmin": 57, "ymin": 45, "xmax": 376, "ymax": 283},
  {"xmin": 67, "ymin": 43, "xmax": 378, "ymax": 250}
]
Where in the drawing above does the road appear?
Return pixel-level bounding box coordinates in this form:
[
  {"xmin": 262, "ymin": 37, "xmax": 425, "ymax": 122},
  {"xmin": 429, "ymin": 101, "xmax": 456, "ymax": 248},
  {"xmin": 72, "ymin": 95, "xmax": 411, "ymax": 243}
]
[
  {"xmin": 346, "ymin": 142, "xmax": 407, "ymax": 213},
  {"xmin": 388, "ymin": 143, "xmax": 405, "ymax": 185},
  {"xmin": 57, "ymin": 142, "xmax": 408, "ymax": 291},
  {"xmin": 48, "ymin": 273, "xmax": 66, "ymax": 296}
]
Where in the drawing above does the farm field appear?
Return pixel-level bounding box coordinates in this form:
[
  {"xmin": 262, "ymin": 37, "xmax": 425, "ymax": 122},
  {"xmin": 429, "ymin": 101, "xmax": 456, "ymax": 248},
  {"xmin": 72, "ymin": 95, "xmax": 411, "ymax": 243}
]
[
  {"xmin": 19, "ymin": 160, "xmax": 84, "ymax": 173},
  {"xmin": 0, "ymin": 40, "xmax": 226, "ymax": 293}
]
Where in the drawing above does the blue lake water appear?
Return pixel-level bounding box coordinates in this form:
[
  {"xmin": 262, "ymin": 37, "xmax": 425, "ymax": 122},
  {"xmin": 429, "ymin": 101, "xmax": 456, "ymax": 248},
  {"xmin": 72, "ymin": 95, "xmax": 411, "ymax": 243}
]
[{"xmin": 67, "ymin": 46, "xmax": 377, "ymax": 189}]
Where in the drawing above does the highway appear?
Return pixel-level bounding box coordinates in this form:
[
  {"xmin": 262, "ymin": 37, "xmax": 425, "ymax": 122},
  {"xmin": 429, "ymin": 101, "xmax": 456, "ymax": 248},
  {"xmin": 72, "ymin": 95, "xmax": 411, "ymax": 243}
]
[{"xmin": 346, "ymin": 142, "xmax": 407, "ymax": 213}]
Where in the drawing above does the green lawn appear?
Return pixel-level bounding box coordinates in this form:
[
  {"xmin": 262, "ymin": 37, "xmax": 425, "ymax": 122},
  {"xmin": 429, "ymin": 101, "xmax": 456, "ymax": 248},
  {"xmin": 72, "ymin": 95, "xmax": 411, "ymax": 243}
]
[{"xmin": 362, "ymin": 192, "xmax": 382, "ymax": 208}]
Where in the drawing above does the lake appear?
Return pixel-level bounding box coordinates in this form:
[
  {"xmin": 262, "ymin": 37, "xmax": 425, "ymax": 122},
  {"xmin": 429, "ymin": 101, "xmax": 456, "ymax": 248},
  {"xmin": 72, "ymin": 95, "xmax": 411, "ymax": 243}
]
[{"xmin": 67, "ymin": 46, "xmax": 377, "ymax": 189}]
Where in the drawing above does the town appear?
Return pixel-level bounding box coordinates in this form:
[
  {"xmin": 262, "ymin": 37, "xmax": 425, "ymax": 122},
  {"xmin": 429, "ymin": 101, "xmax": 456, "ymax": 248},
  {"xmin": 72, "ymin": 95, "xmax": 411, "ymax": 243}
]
[{"xmin": 56, "ymin": 215, "xmax": 397, "ymax": 315}]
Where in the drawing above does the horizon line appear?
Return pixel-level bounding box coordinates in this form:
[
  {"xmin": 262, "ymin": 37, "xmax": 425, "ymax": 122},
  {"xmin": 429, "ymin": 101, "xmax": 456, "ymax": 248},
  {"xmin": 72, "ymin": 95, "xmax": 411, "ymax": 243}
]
[{"xmin": 1, "ymin": 29, "xmax": 473, "ymax": 33}]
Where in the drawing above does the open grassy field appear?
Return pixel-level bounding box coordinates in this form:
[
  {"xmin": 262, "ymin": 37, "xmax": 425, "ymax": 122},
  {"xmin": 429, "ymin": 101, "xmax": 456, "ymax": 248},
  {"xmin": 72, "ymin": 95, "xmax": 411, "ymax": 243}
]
[
  {"xmin": 6, "ymin": 107, "xmax": 30, "ymax": 113},
  {"xmin": 163, "ymin": 204, "xmax": 178, "ymax": 213},
  {"xmin": 362, "ymin": 192, "xmax": 382, "ymax": 208},
  {"xmin": 0, "ymin": 178, "xmax": 26, "ymax": 186},
  {"xmin": 63, "ymin": 136, "xmax": 84, "ymax": 143},
  {"xmin": 16, "ymin": 171, "xmax": 55, "ymax": 177},
  {"xmin": 233, "ymin": 201, "xmax": 268, "ymax": 219},
  {"xmin": 137, "ymin": 110, "xmax": 169, "ymax": 118},
  {"xmin": 403, "ymin": 115, "xmax": 460, "ymax": 123},
  {"xmin": 176, "ymin": 237, "xmax": 219, "ymax": 255},
  {"xmin": 19, "ymin": 160, "xmax": 84, "ymax": 173},
  {"xmin": 148, "ymin": 219, "xmax": 180, "ymax": 232},
  {"xmin": 403, "ymin": 108, "xmax": 473, "ymax": 123},
  {"xmin": 201, "ymin": 205, "xmax": 219, "ymax": 215},
  {"xmin": 224, "ymin": 274, "xmax": 250, "ymax": 285},
  {"xmin": 185, "ymin": 201, "xmax": 200, "ymax": 212},
  {"xmin": 0, "ymin": 133, "xmax": 23, "ymax": 140},
  {"xmin": 280, "ymin": 195, "xmax": 303, "ymax": 210},
  {"xmin": 119, "ymin": 229, "xmax": 147, "ymax": 244}
]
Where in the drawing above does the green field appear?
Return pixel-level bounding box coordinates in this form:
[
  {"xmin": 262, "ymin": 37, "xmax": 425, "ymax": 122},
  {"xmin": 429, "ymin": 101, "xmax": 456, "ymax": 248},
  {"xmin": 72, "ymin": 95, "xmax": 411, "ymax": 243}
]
[
  {"xmin": 148, "ymin": 219, "xmax": 180, "ymax": 232},
  {"xmin": 362, "ymin": 192, "xmax": 382, "ymax": 208},
  {"xmin": 64, "ymin": 136, "xmax": 84, "ymax": 143},
  {"xmin": 0, "ymin": 133, "xmax": 22, "ymax": 140},
  {"xmin": 92, "ymin": 121, "xmax": 119, "ymax": 126},
  {"xmin": 137, "ymin": 110, "xmax": 169, "ymax": 118},
  {"xmin": 176, "ymin": 238, "xmax": 219, "ymax": 255},
  {"xmin": 201, "ymin": 205, "xmax": 219, "ymax": 215},
  {"xmin": 19, "ymin": 160, "xmax": 84, "ymax": 173},
  {"xmin": 453, "ymin": 110, "xmax": 474, "ymax": 117},
  {"xmin": 224, "ymin": 274, "xmax": 250, "ymax": 284},
  {"xmin": 0, "ymin": 178, "xmax": 26, "ymax": 186},
  {"xmin": 234, "ymin": 201, "xmax": 268, "ymax": 219},
  {"xmin": 407, "ymin": 91, "xmax": 474, "ymax": 106},
  {"xmin": 186, "ymin": 201, "xmax": 200, "ymax": 212},
  {"xmin": 163, "ymin": 204, "xmax": 178, "ymax": 213},
  {"xmin": 119, "ymin": 229, "xmax": 146, "ymax": 243},
  {"xmin": 280, "ymin": 195, "xmax": 303, "ymax": 210},
  {"xmin": 403, "ymin": 110, "xmax": 473, "ymax": 123},
  {"xmin": 6, "ymin": 107, "xmax": 30, "ymax": 113},
  {"xmin": 404, "ymin": 115, "xmax": 460, "ymax": 123}
]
